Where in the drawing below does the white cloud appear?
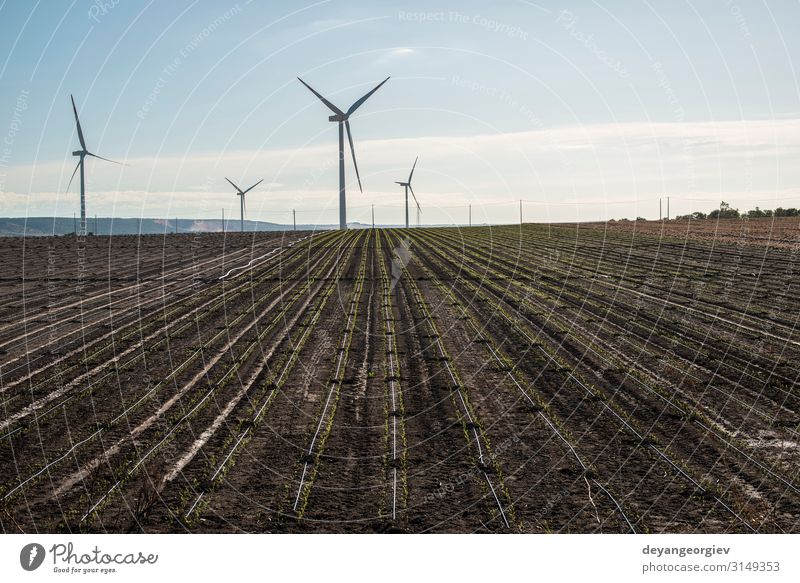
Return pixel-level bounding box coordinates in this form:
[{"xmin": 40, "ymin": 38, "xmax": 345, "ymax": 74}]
[
  {"xmin": 3, "ymin": 117, "xmax": 800, "ymax": 223},
  {"xmin": 372, "ymin": 47, "xmax": 417, "ymax": 65},
  {"xmin": 305, "ymin": 18, "xmax": 351, "ymax": 31}
]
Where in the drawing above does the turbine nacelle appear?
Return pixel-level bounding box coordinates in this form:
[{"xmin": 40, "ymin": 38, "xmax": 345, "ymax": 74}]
[{"xmin": 328, "ymin": 114, "xmax": 347, "ymax": 122}]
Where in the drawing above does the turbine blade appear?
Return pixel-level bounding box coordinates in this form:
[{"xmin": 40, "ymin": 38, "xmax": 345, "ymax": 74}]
[
  {"xmin": 297, "ymin": 77, "xmax": 343, "ymax": 115},
  {"xmin": 408, "ymin": 155, "xmax": 418, "ymax": 183},
  {"xmin": 394, "ymin": 181, "xmax": 405, "ymax": 185},
  {"xmin": 70, "ymin": 95, "xmax": 86, "ymax": 150},
  {"xmin": 242, "ymin": 194, "xmax": 247, "ymax": 216},
  {"xmin": 86, "ymin": 152, "xmax": 123, "ymax": 165},
  {"xmin": 66, "ymin": 160, "xmax": 81, "ymax": 192},
  {"xmin": 345, "ymin": 120, "xmax": 362, "ymax": 193},
  {"xmin": 346, "ymin": 76, "xmax": 390, "ymax": 116},
  {"xmin": 409, "ymin": 184, "xmax": 420, "ymax": 210},
  {"xmin": 225, "ymin": 177, "xmax": 242, "ymax": 193},
  {"xmin": 242, "ymin": 178, "xmax": 264, "ymax": 195}
]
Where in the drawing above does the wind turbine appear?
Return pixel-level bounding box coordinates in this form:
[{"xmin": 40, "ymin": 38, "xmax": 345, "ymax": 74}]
[
  {"xmin": 395, "ymin": 156, "xmax": 420, "ymax": 229},
  {"xmin": 67, "ymin": 95, "xmax": 122, "ymax": 236},
  {"xmin": 225, "ymin": 177, "xmax": 263, "ymax": 232},
  {"xmin": 297, "ymin": 76, "xmax": 389, "ymax": 230}
]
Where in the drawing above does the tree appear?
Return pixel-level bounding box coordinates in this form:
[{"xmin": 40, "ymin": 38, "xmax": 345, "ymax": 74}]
[{"xmin": 709, "ymin": 201, "xmax": 739, "ymax": 219}]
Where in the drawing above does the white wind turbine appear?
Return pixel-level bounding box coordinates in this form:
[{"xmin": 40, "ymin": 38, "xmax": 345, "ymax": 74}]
[
  {"xmin": 67, "ymin": 95, "xmax": 122, "ymax": 236},
  {"xmin": 395, "ymin": 156, "xmax": 420, "ymax": 229},
  {"xmin": 297, "ymin": 76, "xmax": 389, "ymax": 230},
  {"xmin": 225, "ymin": 177, "xmax": 264, "ymax": 232}
]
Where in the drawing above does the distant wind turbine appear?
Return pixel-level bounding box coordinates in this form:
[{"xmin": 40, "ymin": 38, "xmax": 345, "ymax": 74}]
[
  {"xmin": 67, "ymin": 95, "xmax": 122, "ymax": 236},
  {"xmin": 395, "ymin": 156, "xmax": 420, "ymax": 229},
  {"xmin": 297, "ymin": 76, "xmax": 390, "ymax": 230},
  {"xmin": 225, "ymin": 177, "xmax": 263, "ymax": 232}
]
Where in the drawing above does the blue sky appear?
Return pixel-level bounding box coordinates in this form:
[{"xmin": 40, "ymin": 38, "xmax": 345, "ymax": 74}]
[{"xmin": 1, "ymin": 0, "xmax": 799, "ymax": 225}]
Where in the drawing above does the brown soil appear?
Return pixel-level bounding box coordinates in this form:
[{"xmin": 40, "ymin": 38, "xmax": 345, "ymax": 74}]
[
  {"xmin": 575, "ymin": 217, "xmax": 800, "ymax": 249},
  {"xmin": 1, "ymin": 226, "xmax": 798, "ymax": 533}
]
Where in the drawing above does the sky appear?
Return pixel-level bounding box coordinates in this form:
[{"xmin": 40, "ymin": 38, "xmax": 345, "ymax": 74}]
[{"xmin": 1, "ymin": 0, "xmax": 799, "ymax": 225}]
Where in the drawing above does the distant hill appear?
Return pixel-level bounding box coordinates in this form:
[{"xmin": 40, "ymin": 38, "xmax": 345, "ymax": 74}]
[
  {"xmin": 0, "ymin": 217, "xmax": 335, "ymax": 236},
  {"xmin": 0, "ymin": 217, "xmax": 476, "ymax": 236}
]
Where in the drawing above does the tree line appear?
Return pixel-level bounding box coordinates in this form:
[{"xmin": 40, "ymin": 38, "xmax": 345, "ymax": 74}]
[
  {"xmin": 611, "ymin": 201, "xmax": 800, "ymax": 221},
  {"xmin": 674, "ymin": 201, "xmax": 800, "ymax": 220}
]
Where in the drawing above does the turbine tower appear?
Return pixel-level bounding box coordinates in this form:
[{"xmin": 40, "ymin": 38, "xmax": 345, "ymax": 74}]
[
  {"xmin": 395, "ymin": 157, "xmax": 420, "ymax": 229},
  {"xmin": 67, "ymin": 95, "xmax": 121, "ymax": 236},
  {"xmin": 297, "ymin": 76, "xmax": 389, "ymax": 230},
  {"xmin": 225, "ymin": 177, "xmax": 263, "ymax": 232}
]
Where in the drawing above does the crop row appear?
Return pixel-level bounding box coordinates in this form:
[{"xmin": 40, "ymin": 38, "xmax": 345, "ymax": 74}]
[
  {"xmin": 409, "ymin": 228, "xmax": 763, "ymax": 531},
  {"xmin": 0, "ymin": 233, "xmax": 288, "ymax": 361},
  {"xmin": 402, "ymin": 234, "xmax": 637, "ymax": 532},
  {"xmin": 384, "ymin": 230, "xmax": 514, "ymax": 530},
  {"xmin": 484, "ymin": 226, "xmax": 800, "ymax": 343},
  {"xmin": 0, "ymin": 233, "xmax": 341, "ymax": 514},
  {"xmin": 0, "ymin": 232, "xmax": 327, "ymax": 391},
  {"xmin": 291, "ymin": 230, "xmax": 371, "ymax": 519},
  {"xmin": 374, "ymin": 231, "xmax": 408, "ymax": 521},
  {"xmin": 75, "ymin": 233, "xmax": 356, "ymax": 529},
  {"xmin": 429, "ymin": 227, "xmax": 800, "ymax": 428}
]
